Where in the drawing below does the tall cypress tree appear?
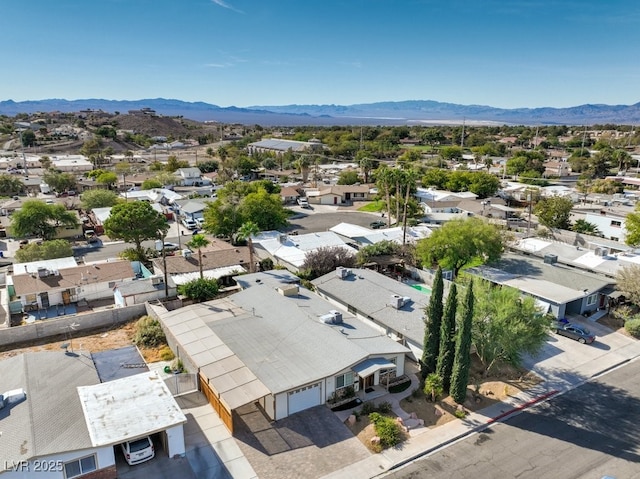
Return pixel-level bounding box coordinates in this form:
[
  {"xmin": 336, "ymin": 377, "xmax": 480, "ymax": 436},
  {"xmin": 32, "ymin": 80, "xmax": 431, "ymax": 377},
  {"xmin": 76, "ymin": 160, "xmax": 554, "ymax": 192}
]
[
  {"xmin": 451, "ymin": 280, "xmax": 474, "ymax": 404},
  {"xmin": 421, "ymin": 267, "xmax": 444, "ymax": 378},
  {"xmin": 436, "ymin": 283, "xmax": 458, "ymax": 392}
]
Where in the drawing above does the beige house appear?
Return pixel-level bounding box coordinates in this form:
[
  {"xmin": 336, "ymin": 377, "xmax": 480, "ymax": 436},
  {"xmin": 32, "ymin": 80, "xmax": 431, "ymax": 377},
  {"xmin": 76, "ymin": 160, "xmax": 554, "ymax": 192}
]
[{"xmin": 306, "ymin": 184, "xmax": 372, "ymax": 205}]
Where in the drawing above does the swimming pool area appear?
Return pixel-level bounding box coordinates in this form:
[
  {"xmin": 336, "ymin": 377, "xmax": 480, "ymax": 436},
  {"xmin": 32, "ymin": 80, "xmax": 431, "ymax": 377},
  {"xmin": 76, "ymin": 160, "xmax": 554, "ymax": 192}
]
[{"xmin": 410, "ymin": 284, "xmax": 432, "ymax": 294}]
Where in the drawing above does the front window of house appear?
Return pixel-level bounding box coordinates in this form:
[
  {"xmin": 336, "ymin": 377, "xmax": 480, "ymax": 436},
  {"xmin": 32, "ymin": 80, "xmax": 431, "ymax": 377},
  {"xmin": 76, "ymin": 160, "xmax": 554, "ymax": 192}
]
[
  {"xmin": 586, "ymin": 294, "xmax": 597, "ymax": 306},
  {"xmin": 335, "ymin": 371, "xmax": 355, "ymax": 390},
  {"xmin": 64, "ymin": 454, "xmax": 97, "ymax": 478}
]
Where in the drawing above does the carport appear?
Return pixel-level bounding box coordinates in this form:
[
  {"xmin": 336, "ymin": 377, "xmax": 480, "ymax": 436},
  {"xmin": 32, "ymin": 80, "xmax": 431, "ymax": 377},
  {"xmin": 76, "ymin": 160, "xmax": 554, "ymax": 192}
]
[
  {"xmin": 78, "ymin": 371, "xmax": 188, "ymax": 459},
  {"xmin": 159, "ymin": 302, "xmax": 270, "ymax": 433}
]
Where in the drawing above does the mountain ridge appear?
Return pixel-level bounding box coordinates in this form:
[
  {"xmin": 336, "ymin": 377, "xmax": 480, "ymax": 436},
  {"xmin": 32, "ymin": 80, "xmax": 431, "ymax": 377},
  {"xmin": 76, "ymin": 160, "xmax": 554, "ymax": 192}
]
[{"xmin": 2, "ymin": 98, "xmax": 639, "ymax": 126}]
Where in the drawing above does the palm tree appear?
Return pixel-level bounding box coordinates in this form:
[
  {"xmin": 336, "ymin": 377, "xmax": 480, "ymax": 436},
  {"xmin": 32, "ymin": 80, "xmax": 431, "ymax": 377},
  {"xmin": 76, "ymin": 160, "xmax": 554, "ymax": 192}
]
[
  {"xmin": 237, "ymin": 221, "xmax": 260, "ymax": 273},
  {"xmin": 572, "ymin": 219, "xmax": 602, "ymax": 236},
  {"xmin": 186, "ymin": 233, "xmax": 211, "ymax": 279}
]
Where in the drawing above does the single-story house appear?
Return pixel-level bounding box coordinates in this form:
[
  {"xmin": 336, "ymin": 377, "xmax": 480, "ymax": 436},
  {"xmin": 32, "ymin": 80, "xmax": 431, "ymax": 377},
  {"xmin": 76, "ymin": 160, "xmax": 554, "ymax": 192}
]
[
  {"xmin": 0, "ymin": 350, "xmax": 188, "ymax": 479},
  {"xmin": 305, "ymin": 184, "xmax": 372, "ymax": 205},
  {"xmin": 312, "ymin": 267, "xmax": 431, "ymax": 361},
  {"xmin": 50, "ymin": 155, "xmax": 93, "ymax": 172},
  {"xmin": 151, "ymin": 238, "xmax": 250, "ymax": 287},
  {"xmin": 0, "ymin": 352, "xmax": 116, "ymax": 479},
  {"xmin": 415, "ymin": 187, "xmax": 477, "ymax": 206},
  {"xmin": 466, "ymin": 252, "xmax": 616, "ymax": 318},
  {"xmin": 252, "ymin": 230, "xmax": 357, "ymax": 272},
  {"xmin": 330, "ymin": 222, "xmax": 432, "ymax": 247},
  {"xmin": 113, "ymin": 275, "xmax": 177, "ymax": 306},
  {"xmin": 174, "ymin": 199, "xmax": 209, "ymax": 222},
  {"xmin": 512, "ymin": 235, "xmax": 636, "ymax": 278},
  {"xmin": 8, "ymin": 260, "xmax": 138, "ymax": 318},
  {"xmin": 279, "ymin": 185, "xmax": 301, "ymax": 204},
  {"xmin": 157, "ymin": 270, "xmax": 409, "ymax": 432}
]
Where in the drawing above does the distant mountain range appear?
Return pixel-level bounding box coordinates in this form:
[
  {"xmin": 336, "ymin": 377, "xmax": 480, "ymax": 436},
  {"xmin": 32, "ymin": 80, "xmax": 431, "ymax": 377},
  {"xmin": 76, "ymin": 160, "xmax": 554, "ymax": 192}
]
[{"xmin": 2, "ymin": 98, "xmax": 640, "ymax": 126}]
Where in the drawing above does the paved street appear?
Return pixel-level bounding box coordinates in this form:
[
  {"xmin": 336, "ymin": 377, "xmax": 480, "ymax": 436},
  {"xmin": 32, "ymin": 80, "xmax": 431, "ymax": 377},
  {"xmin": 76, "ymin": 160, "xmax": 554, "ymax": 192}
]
[
  {"xmin": 72, "ymin": 204, "xmax": 380, "ymax": 263},
  {"xmin": 384, "ymin": 358, "xmax": 640, "ymax": 479}
]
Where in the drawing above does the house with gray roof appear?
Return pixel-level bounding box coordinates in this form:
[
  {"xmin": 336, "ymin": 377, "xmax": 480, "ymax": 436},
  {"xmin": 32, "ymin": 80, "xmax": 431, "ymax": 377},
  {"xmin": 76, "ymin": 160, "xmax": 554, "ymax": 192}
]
[
  {"xmin": 156, "ymin": 270, "xmax": 409, "ymax": 431},
  {"xmin": 510, "ymin": 235, "xmax": 638, "ymax": 279},
  {"xmin": 0, "ymin": 352, "xmax": 115, "ymax": 478},
  {"xmin": 466, "ymin": 252, "xmax": 616, "ymax": 319},
  {"xmin": 312, "ymin": 268, "xmax": 431, "ymax": 360},
  {"xmin": 0, "ymin": 352, "xmax": 187, "ymax": 479}
]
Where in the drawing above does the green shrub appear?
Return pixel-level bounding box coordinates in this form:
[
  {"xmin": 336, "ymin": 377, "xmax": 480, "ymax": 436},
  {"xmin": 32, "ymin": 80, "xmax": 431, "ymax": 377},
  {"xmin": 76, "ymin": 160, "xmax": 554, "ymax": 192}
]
[
  {"xmin": 360, "ymin": 401, "xmax": 377, "ymax": 415},
  {"xmin": 369, "ymin": 412, "xmax": 402, "ymax": 448},
  {"xmin": 377, "ymin": 401, "xmax": 393, "ymax": 414},
  {"xmin": 454, "ymin": 409, "xmax": 467, "ymax": 419},
  {"xmin": 624, "ymin": 316, "xmax": 640, "ymax": 338},
  {"xmin": 133, "ymin": 315, "xmax": 166, "ymax": 347}
]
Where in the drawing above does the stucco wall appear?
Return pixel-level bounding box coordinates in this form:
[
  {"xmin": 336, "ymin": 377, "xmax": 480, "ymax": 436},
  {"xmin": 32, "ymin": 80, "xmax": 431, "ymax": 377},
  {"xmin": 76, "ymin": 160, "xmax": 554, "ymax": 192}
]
[{"xmin": 0, "ymin": 304, "xmax": 146, "ymax": 348}]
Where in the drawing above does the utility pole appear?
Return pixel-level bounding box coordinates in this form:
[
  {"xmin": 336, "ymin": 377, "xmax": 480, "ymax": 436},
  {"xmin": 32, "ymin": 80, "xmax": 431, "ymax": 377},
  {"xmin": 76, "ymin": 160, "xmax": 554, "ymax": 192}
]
[
  {"xmin": 158, "ymin": 230, "xmax": 169, "ymax": 298},
  {"xmin": 19, "ymin": 129, "xmax": 29, "ymax": 177},
  {"xmin": 527, "ymin": 190, "xmax": 533, "ymax": 237}
]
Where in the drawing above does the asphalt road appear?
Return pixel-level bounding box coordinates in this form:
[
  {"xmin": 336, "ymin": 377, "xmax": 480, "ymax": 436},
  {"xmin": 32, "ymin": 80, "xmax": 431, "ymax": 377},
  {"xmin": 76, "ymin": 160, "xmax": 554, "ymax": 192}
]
[
  {"xmin": 283, "ymin": 205, "xmax": 381, "ymax": 234},
  {"xmin": 74, "ymin": 205, "xmax": 380, "ymax": 263},
  {"xmin": 384, "ymin": 359, "xmax": 640, "ymax": 479}
]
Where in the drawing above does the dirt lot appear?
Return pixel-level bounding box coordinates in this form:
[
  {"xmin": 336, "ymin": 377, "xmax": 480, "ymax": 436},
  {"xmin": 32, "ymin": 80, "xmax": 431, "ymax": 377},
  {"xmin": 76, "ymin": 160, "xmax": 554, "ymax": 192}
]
[
  {"xmin": 0, "ymin": 319, "xmax": 164, "ymax": 362},
  {"xmin": 347, "ymin": 355, "xmax": 541, "ymax": 451}
]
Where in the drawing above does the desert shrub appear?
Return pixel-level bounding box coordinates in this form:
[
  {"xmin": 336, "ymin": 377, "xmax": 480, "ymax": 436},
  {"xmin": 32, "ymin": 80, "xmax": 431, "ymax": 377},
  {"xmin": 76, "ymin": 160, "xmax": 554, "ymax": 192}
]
[
  {"xmin": 170, "ymin": 358, "xmax": 185, "ymax": 373},
  {"xmin": 624, "ymin": 316, "xmax": 640, "ymax": 338},
  {"xmin": 454, "ymin": 409, "xmax": 467, "ymax": 419},
  {"xmin": 377, "ymin": 401, "xmax": 393, "ymax": 414},
  {"xmin": 133, "ymin": 315, "xmax": 166, "ymax": 347},
  {"xmin": 159, "ymin": 346, "xmax": 175, "ymax": 361},
  {"xmin": 369, "ymin": 412, "xmax": 402, "ymax": 448},
  {"xmin": 259, "ymin": 257, "xmax": 274, "ymax": 271},
  {"xmin": 360, "ymin": 401, "xmax": 377, "ymax": 415}
]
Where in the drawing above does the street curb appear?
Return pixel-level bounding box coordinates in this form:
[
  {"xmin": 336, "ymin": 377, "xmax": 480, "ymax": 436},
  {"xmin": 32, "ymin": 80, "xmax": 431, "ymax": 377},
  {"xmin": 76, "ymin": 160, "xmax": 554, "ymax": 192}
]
[
  {"xmin": 380, "ymin": 354, "xmax": 640, "ymax": 477},
  {"xmin": 485, "ymin": 389, "xmax": 559, "ymax": 424}
]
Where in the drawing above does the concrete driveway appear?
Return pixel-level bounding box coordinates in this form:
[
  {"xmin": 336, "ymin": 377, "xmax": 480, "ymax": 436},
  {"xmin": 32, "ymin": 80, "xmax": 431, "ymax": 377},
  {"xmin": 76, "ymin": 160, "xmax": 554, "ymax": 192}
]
[
  {"xmin": 115, "ymin": 438, "xmax": 197, "ymax": 479},
  {"xmin": 523, "ymin": 314, "xmax": 640, "ymax": 390},
  {"xmin": 233, "ymin": 403, "xmax": 371, "ymax": 479}
]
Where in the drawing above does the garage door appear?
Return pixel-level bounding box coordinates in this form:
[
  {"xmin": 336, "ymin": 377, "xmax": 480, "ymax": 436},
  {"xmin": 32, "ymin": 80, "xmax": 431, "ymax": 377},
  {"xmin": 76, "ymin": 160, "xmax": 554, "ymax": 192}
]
[{"xmin": 288, "ymin": 383, "xmax": 322, "ymax": 415}]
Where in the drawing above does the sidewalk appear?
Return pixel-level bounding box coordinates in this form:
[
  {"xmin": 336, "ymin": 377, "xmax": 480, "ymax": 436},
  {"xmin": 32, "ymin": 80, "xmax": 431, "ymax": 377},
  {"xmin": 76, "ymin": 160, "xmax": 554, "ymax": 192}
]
[{"xmin": 322, "ymin": 327, "xmax": 640, "ymax": 479}]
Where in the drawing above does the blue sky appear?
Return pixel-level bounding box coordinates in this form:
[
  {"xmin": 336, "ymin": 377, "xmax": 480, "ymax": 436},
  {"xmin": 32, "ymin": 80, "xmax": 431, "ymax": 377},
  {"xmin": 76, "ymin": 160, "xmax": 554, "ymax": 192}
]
[{"xmin": 2, "ymin": 0, "xmax": 639, "ymax": 109}]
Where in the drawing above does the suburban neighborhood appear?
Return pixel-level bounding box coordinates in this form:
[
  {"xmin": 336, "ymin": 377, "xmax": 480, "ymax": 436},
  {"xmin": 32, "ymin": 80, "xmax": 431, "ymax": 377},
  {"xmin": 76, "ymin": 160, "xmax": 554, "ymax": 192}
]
[{"xmin": 2, "ymin": 110, "xmax": 640, "ymax": 479}]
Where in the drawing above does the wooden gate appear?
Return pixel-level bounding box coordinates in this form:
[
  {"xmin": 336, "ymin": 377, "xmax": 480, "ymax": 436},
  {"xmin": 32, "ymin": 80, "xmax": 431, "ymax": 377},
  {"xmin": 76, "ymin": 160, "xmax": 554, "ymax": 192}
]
[{"xmin": 199, "ymin": 372, "xmax": 233, "ymax": 433}]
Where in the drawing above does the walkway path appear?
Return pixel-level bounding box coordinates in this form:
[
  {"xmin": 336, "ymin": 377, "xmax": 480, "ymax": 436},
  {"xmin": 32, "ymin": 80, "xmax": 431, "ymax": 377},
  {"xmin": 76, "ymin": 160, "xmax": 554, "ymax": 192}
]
[{"xmin": 322, "ymin": 323, "xmax": 640, "ymax": 479}]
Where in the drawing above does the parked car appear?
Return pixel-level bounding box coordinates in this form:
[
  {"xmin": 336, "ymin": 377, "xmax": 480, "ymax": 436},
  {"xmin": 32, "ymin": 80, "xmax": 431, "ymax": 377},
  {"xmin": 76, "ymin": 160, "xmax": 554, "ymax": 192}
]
[
  {"xmin": 370, "ymin": 220, "xmax": 386, "ymax": 229},
  {"xmin": 552, "ymin": 322, "xmax": 596, "ymax": 344},
  {"xmin": 120, "ymin": 436, "xmax": 155, "ymax": 465},
  {"xmin": 182, "ymin": 218, "xmax": 198, "ymax": 230},
  {"xmin": 155, "ymin": 240, "xmax": 180, "ymax": 253}
]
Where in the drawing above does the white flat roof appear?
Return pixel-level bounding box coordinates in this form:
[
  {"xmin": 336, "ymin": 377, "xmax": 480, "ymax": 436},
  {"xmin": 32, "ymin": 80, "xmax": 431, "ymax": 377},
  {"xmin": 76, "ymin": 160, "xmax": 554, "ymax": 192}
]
[
  {"xmin": 78, "ymin": 371, "xmax": 187, "ymax": 447},
  {"xmin": 171, "ymin": 265, "xmax": 246, "ymax": 285},
  {"xmin": 12, "ymin": 256, "xmax": 78, "ymax": 275}
]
